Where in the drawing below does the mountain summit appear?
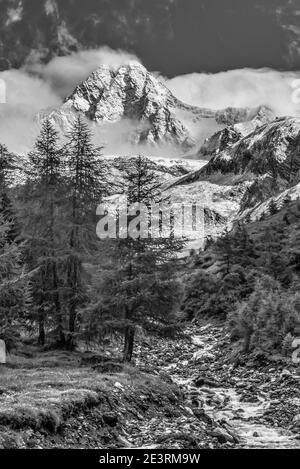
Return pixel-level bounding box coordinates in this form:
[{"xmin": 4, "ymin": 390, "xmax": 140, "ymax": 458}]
[
  {"xmin": 51, "ymin": 63, "xmax": 276, "ymax": 152},
  {"xmin": 58, "ymin": 63, "xmax": 195, "ymax": 149}
]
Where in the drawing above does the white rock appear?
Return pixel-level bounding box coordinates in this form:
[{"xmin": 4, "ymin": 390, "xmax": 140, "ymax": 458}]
[{"xmin": 114, "ymin": 382, "xmax": 124, "ymax": 390}]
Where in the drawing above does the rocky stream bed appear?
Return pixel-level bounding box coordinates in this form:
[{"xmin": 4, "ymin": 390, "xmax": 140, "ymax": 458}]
[
  {"xmin": 2, "ymin": 321, "xmax": 299, "ymax": 449},
  {"xmin": 129, "ymin": 322, "xmax": 300, "ymax": 449}
]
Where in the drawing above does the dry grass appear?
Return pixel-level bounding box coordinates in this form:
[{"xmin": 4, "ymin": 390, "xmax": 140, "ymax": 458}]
[{"xmin": 0, "ymin": 349, "xmax": 177, "ymax": 434}]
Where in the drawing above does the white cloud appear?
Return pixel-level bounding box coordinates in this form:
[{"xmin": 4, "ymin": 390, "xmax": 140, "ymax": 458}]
[
  {"xmin": 0, "ymin": 47, "xmax": 141, "ymax": 153},
  {"xmin": 25, "ymin": 46, "xmax": 142, "ymax": 98},
  {"xmin": 0, "ymin": 69, "xmax": 60, "ymax": 153},
  {"xmin": 5, "ymin": 2, "xmax": 23, "ymax": 26},
  {"xmin": 1, "ymin": 47, "xmax": 300, "ymax": 156},
  {"xmin": 166, "ymin": 68, "xmax": 300, "ymax": 117}
]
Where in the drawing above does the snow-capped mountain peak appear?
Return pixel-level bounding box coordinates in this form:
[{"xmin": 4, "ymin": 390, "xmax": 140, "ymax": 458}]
[{"xmin": 58, "ymin": 63, "xmax": 194, "ymax": 149}]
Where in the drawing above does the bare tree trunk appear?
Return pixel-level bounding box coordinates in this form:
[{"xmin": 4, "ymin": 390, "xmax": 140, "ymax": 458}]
[
  {"xmin": 66, "ymin": 255, "xmax": 80, "ymax": 351},
  {"xmin": 67, "ymin": 304, "xmax": 76, "ymax": 350},
  {"xmin": 243, "ymin": 329, "xmax": 252, "ymax": 353},
  {"xmin": 52, "ymin": 262, "xmax": 65, "ymax": 347},
  {"xmin": 123, "ymin": 325, "xmax": 135, "ymax": 362},
  {"xmin": 38, "ymin": 312, "xmax": 45, "ymax": 346}
]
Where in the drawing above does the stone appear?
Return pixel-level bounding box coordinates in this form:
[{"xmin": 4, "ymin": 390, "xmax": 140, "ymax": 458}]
[
  {"xmin": 183, "ymin": 406, "xmax": 194, "ymax": 417},
  {"xmin": 193, "ymin": 376, "xmax": 220, "ymax": 388},
  {"xmin": 0, "ymin": 340, "xmax": 6, "ymax": 364},
  {"xmin": 102, "ymin": 413, "xmax": 118, "ymax": 427},
  {"xmin": 208, "ymin": 427, "xmax": 234, "ymax": 444},
  {"xmin": 281, "ymin": 369, "xmax": 292, "ymax": 378},
  {"xmin": 293, "ymin": 414, "xmax": 300, "ymax": 427},
  {"xmin": 193, "ymin": 409, "xmax": 214, "ymax": 425},
  {"xmin": 114, "ymin": 382, "xmax": 124, "ymax": 390}
]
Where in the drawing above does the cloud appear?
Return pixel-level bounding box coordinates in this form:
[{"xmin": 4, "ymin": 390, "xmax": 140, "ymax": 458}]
[
  {"xmin": 0, "ymin": 69, "xmax": 60, "ymax": 153},
  {"xmin": 25, "ymin": 46, "xmax": 142, "ymax": 98},
  {"xmin": 89, "ymin": 118, "xmax": 186, "ymax": 158},
  {"xmin": 166, "ymin": 68, "xmax": 300, "ymax": 117},
  {"xmin": 1, "ymin": 47, "xmax": 300, "ymax": 156},
  {"xmin": 0, "ymin": 47, "xmax": 141, "ymax": 153}
]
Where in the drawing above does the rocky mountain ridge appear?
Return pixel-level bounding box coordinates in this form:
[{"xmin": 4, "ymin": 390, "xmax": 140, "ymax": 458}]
[
  {"xmin": 50, "ymin": 63, "xmax": 280, "ymax": 154},
  {"xmin": 163, "ymin": 115, "xmax": 300, "ymax": 235},
  {"xmin": 201, "ymin": 117, "xmax": 300, "ymax": 179},
  {"xmin": 198, "ymin": 106, "xmax": 276, "ymax": 159},
  {"xmin": 35, "ymin": 63, "xmax": 300, "ymax": 241}
]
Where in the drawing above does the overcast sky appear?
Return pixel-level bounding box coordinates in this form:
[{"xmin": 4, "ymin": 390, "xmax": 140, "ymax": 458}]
[{"xmin": 0, "ymin": 0, "xmax": 300, "ymax": 76}]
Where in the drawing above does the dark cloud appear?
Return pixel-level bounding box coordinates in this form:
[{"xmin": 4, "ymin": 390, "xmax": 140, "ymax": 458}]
[{"xmin": 0, "ymin": 0, "xmax": 299, "ymax": 75}]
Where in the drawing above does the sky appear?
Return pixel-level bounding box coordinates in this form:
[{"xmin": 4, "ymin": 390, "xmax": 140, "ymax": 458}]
[
  {"xmin": 0, "ymin": 0, "xmax": 300, "ymax": 75},
  {"xmin": 0, "ymin": 0, "xmax": 300, "ymax": 153}
]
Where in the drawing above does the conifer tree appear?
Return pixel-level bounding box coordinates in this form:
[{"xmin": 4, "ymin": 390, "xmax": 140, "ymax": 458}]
[
  {"xmin": 0, "ymin": 215, "xmax": 28, "ymax": 346},
  {"xmin": 20, "ymin": 118, "xmax": 66, "ymax": 346},
  {"xmin": 95, "ymin": 156, "xmax": 184, "ymax": 362},
  {"xmin": 268, "ymin": 198, "xmax": 278, "ymax": 216},
  {"xmin": 0, "ymin": 144, "xmax": 18, "ymax": 243},
  {"xmin": 214, "ymin": 227, "xmax": 235, "ymax": 274},
  {"xmin": 64, "ymin": 115, "xmax": 105, "ymax": 349}
]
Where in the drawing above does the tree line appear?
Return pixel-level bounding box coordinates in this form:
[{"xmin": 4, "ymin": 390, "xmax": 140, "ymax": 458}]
[
  {"xmin": 183, "ymin": 202, "xmax": 300, "ymax": 358},
  {"xmin": 0, "ymin": 117, "xmax": 184, "ymax": 360}
]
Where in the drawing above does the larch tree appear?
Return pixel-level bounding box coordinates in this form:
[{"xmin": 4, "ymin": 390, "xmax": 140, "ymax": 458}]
[
  {"xmin": 64, "ymin": 115, "xmax": 106, "ymax": 349},
  {"xmin": 20, "ymin": 118, "xmax": 66, "ymax": 346},
  {"xmin": 95, "ymin": 156, "xmax": 185, "ymax": 362}
]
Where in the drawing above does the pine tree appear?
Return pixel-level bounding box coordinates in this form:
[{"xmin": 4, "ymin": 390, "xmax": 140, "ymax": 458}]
[
  {"xmin": 0, "ymin": 215, "xmax": 28, "ymax": 347},
  {"xmin": 95, "ymin": 156, "xmax": 185, "ymax": 362},
  {"xmin": 0, "ymin": 144, "xmax": 18, "ymax": 243},
  {"xmin": 288, "ymin": 215, "xmax": 300, "ymax": 275},
  {"xmin": 231, "ymin": 222, "xmax": 257, "ymax": 267},
  {"xmin": 257, "ymin": 224, "xmax": 290, "ymax": 283},
  {"xmin": 64, "ymin": 115, "xmax": 105, "ymax": 349},
  {"xmin": 268, "ymin": 198, "xmax": 278, "ymax": 216},
  {"xmin": 214, "ymin": 227, "xmax": 235, "ymax": 274},
  {"xmin": 20, "ymin": 119, "xmax": 66, "ymax": 346}
]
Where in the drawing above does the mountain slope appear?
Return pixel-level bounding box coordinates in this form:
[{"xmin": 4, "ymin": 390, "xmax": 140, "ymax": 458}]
[
  {"xmin": 162, "ymin": 116, "xmax": 300, "ymax": 235},
  {"xmin": 173, "ymin": 117, "xmax": 300, "ymax": 186},
  {"xmin": 202, "ymin": 117, "xmax": 300, "ymax": 179},
  {"xmin": 198, "ymin": 106, "xmax": 276, "ymax": 158}
]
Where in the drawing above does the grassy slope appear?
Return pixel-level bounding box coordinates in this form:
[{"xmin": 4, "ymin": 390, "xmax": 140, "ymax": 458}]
[{"xmin": 0, "ymin": 349, "xmax": 182, "ymax": 449}]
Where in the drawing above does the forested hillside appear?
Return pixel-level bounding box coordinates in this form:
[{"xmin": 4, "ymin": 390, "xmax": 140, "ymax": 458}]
[{"xmin": 0, "ymin": 116, "xmax": 300, "ymax": 450}]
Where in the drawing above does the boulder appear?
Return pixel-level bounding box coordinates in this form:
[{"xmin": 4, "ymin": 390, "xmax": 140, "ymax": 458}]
[
  {"xmin": 193, "ymin": 376, "xmax": 221, "ymax": 388},
  {"xmin": 102, "ymin": 413, "xmax": 118, "ymax": 427},
  {"xmin": 208, "ymin": 427, "xmax": 234, "ymax": 444},
  {"xmin": 293, "ymin": 414, "xmax": 300, "ymax": 427}
]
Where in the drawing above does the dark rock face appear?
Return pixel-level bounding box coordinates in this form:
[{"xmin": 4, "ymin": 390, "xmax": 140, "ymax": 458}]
[
  {"xmin": 201, "ymin": 117, "xmax": 300, "ymax": 180},
  {"xmin": 199, "ymin": 127, "xmax": 243, "ymax": 159},
  {"xmin": 102, "ymin": 413, "xmax": 118, "ymax": 427},
  {"xmin": 198, "ymin": 106, "xmax": 275, "ymax": 159}
]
